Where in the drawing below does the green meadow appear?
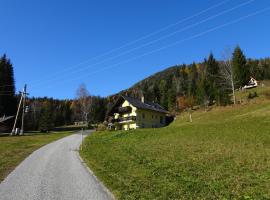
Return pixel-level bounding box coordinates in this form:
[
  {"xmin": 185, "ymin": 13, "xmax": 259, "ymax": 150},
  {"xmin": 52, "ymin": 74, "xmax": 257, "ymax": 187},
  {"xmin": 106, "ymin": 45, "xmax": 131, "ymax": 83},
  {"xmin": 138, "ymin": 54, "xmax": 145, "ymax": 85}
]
[{"xmin": 81, "ymin": 86, "xmax": 270, "ymax": 199}]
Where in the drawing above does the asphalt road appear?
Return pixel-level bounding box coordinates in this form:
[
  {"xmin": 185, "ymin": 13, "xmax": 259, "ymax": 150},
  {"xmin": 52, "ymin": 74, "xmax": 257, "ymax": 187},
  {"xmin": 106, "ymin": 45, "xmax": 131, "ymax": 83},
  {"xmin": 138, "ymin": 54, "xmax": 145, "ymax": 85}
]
[{"xmin": 0, "ymin": 131, "xmax": 114, "ymax": 200}]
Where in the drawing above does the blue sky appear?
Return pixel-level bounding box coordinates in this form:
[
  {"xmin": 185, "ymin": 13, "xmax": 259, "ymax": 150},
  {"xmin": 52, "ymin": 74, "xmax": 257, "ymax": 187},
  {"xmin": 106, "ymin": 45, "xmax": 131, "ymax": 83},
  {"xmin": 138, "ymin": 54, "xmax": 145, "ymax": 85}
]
[{"xmin": 1, "ymin": 0, "xmax": 270, "ymax": 99}]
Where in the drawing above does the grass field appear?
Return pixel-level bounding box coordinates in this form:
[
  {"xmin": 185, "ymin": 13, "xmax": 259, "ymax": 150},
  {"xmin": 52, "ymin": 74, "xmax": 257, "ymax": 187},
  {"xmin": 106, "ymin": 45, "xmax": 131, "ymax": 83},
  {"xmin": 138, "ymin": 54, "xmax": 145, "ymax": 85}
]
[
  {"xmin": 0, "ymin": 131, "xmax": 73, "ymax": 182},
  {"xmin": 81, "ymin": 86, "xmax": 270, "ymax": 199}
]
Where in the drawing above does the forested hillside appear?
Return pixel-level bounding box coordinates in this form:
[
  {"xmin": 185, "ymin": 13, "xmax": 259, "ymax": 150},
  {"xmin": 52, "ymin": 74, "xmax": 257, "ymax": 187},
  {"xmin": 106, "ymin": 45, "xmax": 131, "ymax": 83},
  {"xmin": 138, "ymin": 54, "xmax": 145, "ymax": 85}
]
[{"xmin": 116, "ymin": 46, "xmax": 270, "ymax": 112}]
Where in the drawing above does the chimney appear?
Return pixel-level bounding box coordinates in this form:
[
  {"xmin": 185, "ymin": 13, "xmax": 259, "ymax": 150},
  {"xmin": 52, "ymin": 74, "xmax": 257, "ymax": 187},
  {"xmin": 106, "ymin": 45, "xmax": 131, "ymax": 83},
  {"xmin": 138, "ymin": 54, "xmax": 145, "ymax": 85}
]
[{"xmin": 141, "ymin": 95, "xmax": 145, "ymax": 103}]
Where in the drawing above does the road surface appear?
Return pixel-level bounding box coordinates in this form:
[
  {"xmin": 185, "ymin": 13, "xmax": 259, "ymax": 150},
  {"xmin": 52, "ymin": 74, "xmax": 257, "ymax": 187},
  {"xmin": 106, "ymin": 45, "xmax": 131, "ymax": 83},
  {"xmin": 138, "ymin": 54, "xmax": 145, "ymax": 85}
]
[{"xmin": 0, "ymin": 131, "xmax": 114, "ymax": 200}]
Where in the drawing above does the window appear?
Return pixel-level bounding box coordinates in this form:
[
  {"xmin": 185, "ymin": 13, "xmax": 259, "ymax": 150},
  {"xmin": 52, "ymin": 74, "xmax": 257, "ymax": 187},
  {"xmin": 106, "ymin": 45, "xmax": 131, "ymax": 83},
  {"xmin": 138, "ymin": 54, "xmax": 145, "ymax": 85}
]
[
  {"xmin": 160, "ymin": 116, "xmax": 163, "ymax": 124},
  {"xmin": 142, "ymin": 113, "xmax": 145, "ymax": 119},
  {"xmin": 152, "ymin": 115, "xmax": 154, "ymax": 119}
]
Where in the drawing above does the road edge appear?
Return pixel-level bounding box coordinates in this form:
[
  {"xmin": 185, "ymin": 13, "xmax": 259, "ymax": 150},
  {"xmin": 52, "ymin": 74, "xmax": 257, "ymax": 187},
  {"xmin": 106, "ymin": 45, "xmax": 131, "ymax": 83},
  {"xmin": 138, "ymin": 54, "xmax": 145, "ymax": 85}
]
[
  {"xmin": 77, "ymin": 151, "xmax": 116, "ymax": 200},
  {"xmin": 0, "ymin": 132, "xmax": 75, "ymax": 184}
]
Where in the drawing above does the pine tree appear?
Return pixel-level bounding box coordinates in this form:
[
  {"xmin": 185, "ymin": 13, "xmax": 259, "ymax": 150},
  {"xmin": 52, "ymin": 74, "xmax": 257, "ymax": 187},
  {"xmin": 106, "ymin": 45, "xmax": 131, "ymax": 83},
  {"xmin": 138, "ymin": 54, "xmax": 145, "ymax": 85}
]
[
  {"xmin": 168, "ymin": 82, "xmax": 176, "ymax": 112},
  {"xmin": 188, "ymin": 62, "xmax": 198, "ymax": 97},
  {"xmin": 205, "ymin": 53, "xmax": 219, "ymax": 104},
  {"xmin": 158, "ymin": 80, "xmax": 168, "ymax": 109},
  {"xmin": 0, "ymin": 54, "xmax": 16, "ymax": 117},
  {"xmin": 232, "ymin": 46, "xmax": 249, "ymax": 87},
  {"xmin": 39, "ymin": 101, "xmax": 54, "ymax": 132},
  {"xmin": 179, "ymin": 65, "xmax": 188, "ymax": 95}
]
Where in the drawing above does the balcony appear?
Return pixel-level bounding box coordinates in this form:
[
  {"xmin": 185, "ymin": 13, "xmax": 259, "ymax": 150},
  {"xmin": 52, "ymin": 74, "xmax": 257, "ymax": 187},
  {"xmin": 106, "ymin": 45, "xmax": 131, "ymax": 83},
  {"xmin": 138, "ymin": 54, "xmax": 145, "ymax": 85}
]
[
  {"xmin": 109, "ymin": 115, "xmax": 136, "ymax": 124},
  {"xmin": 117, "ymin": 116, "xmax": 136, "ymax": 124}
]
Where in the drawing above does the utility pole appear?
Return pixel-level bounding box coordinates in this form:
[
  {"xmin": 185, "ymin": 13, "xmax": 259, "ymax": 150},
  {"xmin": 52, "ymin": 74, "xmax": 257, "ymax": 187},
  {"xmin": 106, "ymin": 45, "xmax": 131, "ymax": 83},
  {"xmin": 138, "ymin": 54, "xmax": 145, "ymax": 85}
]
[
  {"xmin": 20, "ymin": 84, "xmax": 28, "ymax": 135},
  {"xmin": 11, "ymin": 84, "xmax": 28, "ymax": 136},
  {"xmin": 11, "ymin": 90, "xmax": 23, "ymax": 135}
]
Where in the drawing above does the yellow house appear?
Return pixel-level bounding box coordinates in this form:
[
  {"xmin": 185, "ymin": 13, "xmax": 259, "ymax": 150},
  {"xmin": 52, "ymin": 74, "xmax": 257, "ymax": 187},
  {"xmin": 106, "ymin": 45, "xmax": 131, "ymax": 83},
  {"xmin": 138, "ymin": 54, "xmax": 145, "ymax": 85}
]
[{"xmin": 107, "ymin": 96, "xmax": 168, "ymax": 130}]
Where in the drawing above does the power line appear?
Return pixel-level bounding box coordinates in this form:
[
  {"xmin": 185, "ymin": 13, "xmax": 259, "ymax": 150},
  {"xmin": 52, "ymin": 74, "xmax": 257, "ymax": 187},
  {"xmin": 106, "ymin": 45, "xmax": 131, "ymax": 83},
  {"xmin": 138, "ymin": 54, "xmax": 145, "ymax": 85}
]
[
  {"xmin": 34, "ymin": 0, "xmax": 254, "ymax": 89},
  {"xmin": 37, "ymin": 6, "xmax": 270, "ymax": 90},
  {"xmin": 29, "ymin": 0, "xmax": 232, "ymax": 87},
  {"xmin": 31, "ymin": 0, "xmax": 254, "ymax": 89}
]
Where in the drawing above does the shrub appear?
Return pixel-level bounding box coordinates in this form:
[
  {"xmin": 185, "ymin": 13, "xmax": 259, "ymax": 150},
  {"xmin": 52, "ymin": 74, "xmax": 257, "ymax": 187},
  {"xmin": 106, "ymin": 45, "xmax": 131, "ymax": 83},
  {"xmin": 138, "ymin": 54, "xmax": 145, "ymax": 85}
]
[
  {"xmin": 248, "ymin": 92, "xmax": 258, "ymax": 99},
  {"xmin": 96, "ymin": 123, "xmax": 107, "ymax": 131}
]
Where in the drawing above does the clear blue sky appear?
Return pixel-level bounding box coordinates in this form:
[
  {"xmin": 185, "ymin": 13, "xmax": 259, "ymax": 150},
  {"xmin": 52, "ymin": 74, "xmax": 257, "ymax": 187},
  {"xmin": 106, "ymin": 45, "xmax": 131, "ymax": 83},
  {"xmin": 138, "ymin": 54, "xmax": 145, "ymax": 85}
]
[{"xmin": 1, "ymin": 0, "xmax": 270, "ymax": 99}]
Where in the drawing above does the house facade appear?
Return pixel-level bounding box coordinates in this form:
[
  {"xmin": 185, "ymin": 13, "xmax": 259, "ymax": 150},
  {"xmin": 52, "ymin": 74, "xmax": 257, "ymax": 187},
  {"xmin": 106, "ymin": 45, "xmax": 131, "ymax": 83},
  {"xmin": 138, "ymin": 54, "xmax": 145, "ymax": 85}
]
[{"xmin": 107, "ymin": 96, "xmax": 168, "ymax": 130}]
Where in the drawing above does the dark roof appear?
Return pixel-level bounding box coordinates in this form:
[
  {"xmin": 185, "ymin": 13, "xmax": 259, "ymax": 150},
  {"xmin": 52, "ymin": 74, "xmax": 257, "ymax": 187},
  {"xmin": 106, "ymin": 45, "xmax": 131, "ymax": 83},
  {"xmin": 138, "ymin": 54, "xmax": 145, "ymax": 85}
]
[{"xmin": 122, "ymin": 96, "xmax": 168, "ymax": 113}]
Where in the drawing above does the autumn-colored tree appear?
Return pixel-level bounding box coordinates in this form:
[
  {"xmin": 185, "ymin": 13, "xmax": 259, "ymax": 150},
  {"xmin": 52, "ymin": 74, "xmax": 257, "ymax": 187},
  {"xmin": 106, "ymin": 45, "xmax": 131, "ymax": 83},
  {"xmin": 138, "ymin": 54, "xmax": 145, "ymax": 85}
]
[{"xmin": 176, "ymin": 96, "xmax": 195, "ymax": 122}]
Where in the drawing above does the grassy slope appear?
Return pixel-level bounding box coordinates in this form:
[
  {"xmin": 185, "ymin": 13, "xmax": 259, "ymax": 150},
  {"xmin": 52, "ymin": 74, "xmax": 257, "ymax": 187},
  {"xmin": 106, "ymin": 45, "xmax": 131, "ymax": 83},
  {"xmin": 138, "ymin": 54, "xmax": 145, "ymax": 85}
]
[
  {"xmin": 81, "ymin": 86, "xmax": 270, "ymax": 199},
  {"xmin": 0, "ymin": 131, "xmax": 73, "ymax": 182}
]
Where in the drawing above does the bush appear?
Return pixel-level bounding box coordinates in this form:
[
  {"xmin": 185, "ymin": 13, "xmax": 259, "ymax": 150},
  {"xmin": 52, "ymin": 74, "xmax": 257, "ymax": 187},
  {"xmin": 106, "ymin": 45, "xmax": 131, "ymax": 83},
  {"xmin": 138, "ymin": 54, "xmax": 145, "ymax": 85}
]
[
  {"xmin": 96, "ymin": 123, "xmax": 107, "ymax": 131},
  {"xmin": 248, "ymin": 92, "xmax": 258, "ymax": 99}
]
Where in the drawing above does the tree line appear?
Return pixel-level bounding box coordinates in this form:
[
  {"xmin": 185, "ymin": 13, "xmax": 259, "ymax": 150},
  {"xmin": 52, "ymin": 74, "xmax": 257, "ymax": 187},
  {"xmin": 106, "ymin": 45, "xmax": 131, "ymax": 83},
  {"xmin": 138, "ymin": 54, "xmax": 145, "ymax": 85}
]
[
  {"xmin": 24, "ymin": 91, "xmax": 108, "ymax": 132},
  {"xmin": 0, "ymin": 55, "xmax": 108, "ymax": 132},
  {"xmin": 1, "ymin": 45, "xmax": 270, "ymax": 132}
]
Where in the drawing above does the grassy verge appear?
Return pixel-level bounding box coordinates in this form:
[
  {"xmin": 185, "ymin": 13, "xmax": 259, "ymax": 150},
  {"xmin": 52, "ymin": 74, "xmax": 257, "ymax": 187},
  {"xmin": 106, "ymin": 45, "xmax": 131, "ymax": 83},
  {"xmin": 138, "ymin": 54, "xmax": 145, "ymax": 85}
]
[
  {"xmin": 81, "ymin": 89, "xmax": 270, "ymax": 199},
  {"xmin": 0, "ymin": 131, "xmax": 73, "ymax": 182}
]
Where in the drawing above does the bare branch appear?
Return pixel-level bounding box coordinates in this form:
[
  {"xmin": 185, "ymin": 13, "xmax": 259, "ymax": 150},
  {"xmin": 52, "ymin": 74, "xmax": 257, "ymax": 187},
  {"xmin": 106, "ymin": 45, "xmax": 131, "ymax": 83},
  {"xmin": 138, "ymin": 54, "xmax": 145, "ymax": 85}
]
[
  {"xmin": 75, "ymin": 83, "xmax": 92, "ymax": 122},
  {"xmin": 220, "ymin": 48, "xmax": 236, "ymax": 104}
]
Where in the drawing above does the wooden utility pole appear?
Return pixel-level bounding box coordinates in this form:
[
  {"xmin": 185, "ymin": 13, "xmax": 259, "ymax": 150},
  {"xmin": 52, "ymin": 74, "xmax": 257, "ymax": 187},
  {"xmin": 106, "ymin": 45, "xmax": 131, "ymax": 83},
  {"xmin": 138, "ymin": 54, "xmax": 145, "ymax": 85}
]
[
  {"xmin": 20, "ymin": 84, "xmax": 28, "ymax": 135},
  {"xmin": 11, "ymin": 84, "xmax": 28, "ymax": 136},
  {"xmin": 11, "ymin": 92, "xmax": 23, "ymax": 135}
]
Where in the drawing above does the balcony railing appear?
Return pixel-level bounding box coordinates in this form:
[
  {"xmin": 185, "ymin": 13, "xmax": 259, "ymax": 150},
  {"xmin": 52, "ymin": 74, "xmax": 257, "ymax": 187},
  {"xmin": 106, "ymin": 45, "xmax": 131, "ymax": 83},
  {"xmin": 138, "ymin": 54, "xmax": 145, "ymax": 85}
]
[
  {"xmin": 108, "ymin": 116, "xmax": 136, "ymax": 124},
  {"xmin": 118, "ymin": 116, "xmax": 136, "ymax": 123}
]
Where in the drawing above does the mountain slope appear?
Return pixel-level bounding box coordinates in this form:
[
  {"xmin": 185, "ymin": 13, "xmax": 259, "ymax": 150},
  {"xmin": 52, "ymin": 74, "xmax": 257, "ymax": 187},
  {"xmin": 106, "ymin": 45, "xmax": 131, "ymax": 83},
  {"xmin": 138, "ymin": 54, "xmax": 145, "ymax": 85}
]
[
  {"xmin": 81, "ymin": 85, "xmax": 270, "ymax": 199},
  {"xmin": 111, "ymin": 57, "xmax": 270, "ymax": 112}
]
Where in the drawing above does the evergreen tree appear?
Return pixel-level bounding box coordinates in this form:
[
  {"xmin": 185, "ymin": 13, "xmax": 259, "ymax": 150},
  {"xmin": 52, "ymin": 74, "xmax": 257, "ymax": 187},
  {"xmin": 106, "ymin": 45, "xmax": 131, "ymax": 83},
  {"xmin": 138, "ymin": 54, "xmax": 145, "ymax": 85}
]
[
  {"xmin": 0, "ymin": 54, "xmax": 16, "ymax": 118},
  {"xmin": 63, "ymin": 100, "xmax": 72, "ymax": 125},
  {"xmin": 188, "ymin": 62, "xmax": 198, "ymax": 97},
  {"xmin": 39, "ymin": 101, "xmax": 54, "ymax": 132},
  {"xmin": 179, "ymin": 65, "xmax": 188, "ymax": 95},
  {"xmin": 168, "ymin": 77, "xmax": 177, "ymax": 112},
  {"xmin": 205, "ymin": 53, "xmax": 219, "ymax": 104},
  {"xmin": 89, "ymin": 96, "xmax": 107, "ymax": 123},
  {"xmin": 152, "ymin": 82, "xmax": 160, "ymax": 103},
  {"xmin": 158, "ymin": 80, "xmax": 168, "ymax": 109},
  {"xmin": 232, "ymin": 46, "xmax": 249, "ymax": 87}
]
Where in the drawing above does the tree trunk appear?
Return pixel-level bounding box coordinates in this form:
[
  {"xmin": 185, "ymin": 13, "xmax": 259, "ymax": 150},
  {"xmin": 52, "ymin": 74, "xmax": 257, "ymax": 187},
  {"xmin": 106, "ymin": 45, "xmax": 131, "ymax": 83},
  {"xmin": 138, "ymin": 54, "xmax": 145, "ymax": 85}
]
[
  {"xmin": 231, "ymin": 74, "xmax": 236, "ymax": 105},
  {"xmin": 189, "ymin": 109, "xmax": 192, "ymax": 123}
]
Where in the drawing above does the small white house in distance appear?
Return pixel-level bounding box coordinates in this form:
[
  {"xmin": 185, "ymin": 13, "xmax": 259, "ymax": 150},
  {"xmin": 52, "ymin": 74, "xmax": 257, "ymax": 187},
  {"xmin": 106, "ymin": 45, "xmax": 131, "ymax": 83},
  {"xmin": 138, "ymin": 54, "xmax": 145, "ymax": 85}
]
[{"xmin": 243, "ymin": 77, "xmax": 258, "ymax": 89}]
